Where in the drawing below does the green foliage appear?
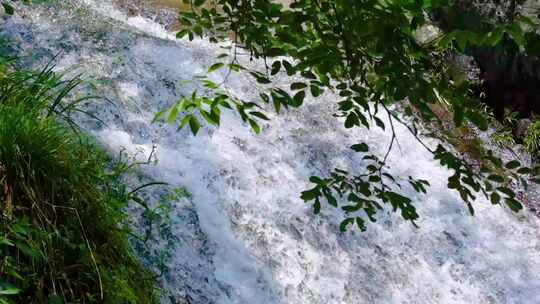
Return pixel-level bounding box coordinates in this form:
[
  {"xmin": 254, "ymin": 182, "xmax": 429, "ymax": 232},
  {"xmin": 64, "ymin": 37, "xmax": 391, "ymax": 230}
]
[
  {"xmin": 301, "ymin": 148, "xmax": 429, "ymax": 231},
  {"xmin": 0, "ymin": 64, "xmax": 158, "ymax": 303},
  {"xmin": 525, "ymin": 119, "xmax": 540, "ymax": 157},
  {"xmin": 503, "ymin": 108, "xmax": 520, "ymax": 126},
  {"xmin": 0, "ymin": 0, "xmax": 32, "ymax": 16},
  {"xmin": 1, "ymin": 2, "xmax": 14, "ymax": 15},
  {"xmin": 491, "ymin": 128, "xmax": 516, "ymax": 148},
  {"xmin": 164, "ymin": 0, "xmax": 540, "ymax": 231}
]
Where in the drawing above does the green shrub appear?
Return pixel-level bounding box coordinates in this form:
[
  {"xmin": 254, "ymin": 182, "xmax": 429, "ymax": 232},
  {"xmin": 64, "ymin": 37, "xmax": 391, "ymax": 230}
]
[
  {"xmin": 0, "ymin": 64, "xmax": 158, "ymax": 303},
  {"xmin": 525, "ymin": 119, "xmax": 540, "ymax": 157}
]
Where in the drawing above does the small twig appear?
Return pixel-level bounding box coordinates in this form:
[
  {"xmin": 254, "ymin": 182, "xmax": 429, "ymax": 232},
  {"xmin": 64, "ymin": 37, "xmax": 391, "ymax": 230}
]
[
  {"xmin": 126, "ymin": 145, "xmax": 157, "ymax": 171},
  {"xmin": 390, "ymin": 110, "xmax": 436, "ymax": 154}
]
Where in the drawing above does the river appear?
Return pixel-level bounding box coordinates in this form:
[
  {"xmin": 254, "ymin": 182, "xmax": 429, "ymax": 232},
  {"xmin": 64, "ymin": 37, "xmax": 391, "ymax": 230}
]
[{"xmin": 2, "ymin": 1, "xmax": 540, "ymax": 303}]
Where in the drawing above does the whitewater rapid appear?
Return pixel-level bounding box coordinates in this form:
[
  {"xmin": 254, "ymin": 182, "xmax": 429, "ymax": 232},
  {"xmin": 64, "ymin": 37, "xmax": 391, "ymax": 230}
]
[{"xmin": 3, "ymin": 1, "xmax": 540, "ymax": 303}]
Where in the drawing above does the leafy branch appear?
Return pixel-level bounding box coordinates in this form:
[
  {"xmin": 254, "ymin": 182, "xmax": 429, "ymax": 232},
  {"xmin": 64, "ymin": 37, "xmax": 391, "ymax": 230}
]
[{"xmin": 158, "ymin": 0, "xmax": 540, "ymax": 231}]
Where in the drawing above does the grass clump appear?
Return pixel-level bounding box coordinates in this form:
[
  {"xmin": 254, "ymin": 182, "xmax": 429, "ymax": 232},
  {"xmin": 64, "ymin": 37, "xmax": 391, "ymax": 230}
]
[
  {"xmin": 0, "ymin": 62, "xmax": 158, "ymax": 303},
  {"xmin": 490, "ymin": 128, "xmax": 516, "ymax": 148},
  {"xmin": 525, "ymin": 119, "xmax": 540, "ymax": 158}
]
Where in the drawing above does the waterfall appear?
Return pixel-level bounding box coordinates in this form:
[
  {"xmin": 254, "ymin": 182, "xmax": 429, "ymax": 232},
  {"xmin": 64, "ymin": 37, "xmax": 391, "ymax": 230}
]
[{"xmin": 3, "ymin": 1, "xmax": 540, "ymax": 303}]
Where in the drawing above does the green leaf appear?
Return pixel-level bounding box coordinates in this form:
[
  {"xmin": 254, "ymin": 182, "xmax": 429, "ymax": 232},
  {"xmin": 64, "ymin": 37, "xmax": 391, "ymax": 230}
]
[
  {"xmin": 344, "ymin": 113, "xmax": 359, "ymax": 128},
  {"xmin": 506, "ymin": 23, "xmax": 525, "ymax": 47},
  {"xmin": 310, "ymin": 85, "xmax": 322, "ymax": 97},
  {"xmin": 0, "ymin": 236, "xmax": 13, "ymax": 246},
  {"xmin": 483, "ymin": 27, "xmax": 504, "ymax": 46},
  {"xmin": 282, "ymin": 60, "xmax": 295, "ymax": 76},
  {"xmin": 15, "ymin": 242, "xmax": 41, "ymax": 258},
  {"xmin": 336, "ymin": 83, "xmax": 347, "ymax": 90},
  {"xmin": 487, "ymin": 175, "xmax": 504, "ymax": 183},
  {"xmin": 351, "ymin": 143, "xmax": 369, "ymax": 152},
  {"xmin": 291, "ymin": 82, "xmax": 307, "ymax": 90},
  {"xmin": 342, "ymin": 204, "xmax": 362, "ymax": 212},
  {"xmin": 260, "ymin": 93, "xmax": 270, "ymax": 103},
  {"xmin": 249, "ymin": 119, "xmax": 261, "ymax": 134},
  {"xmin": 517, "ymin": 15, "xmax": 537, "ymax": 28},
  {"xmin": 301, "ymin": 70, "xmax": 316, "ymax": 79},
  {"xmin": 2, "ymin": 3, "xmax": 14, "ymax": 15},
  {"xmin": 292, "ymin": 90, "xmax": 305, "ymax": 107},
  {"xmin": 369, "ymin": 175, "xmax": 381, "ymax": 182},
  {"xmin": 179, "ymin": 114, "xmax": 191, "ymax": 129},
  {"xmin": 356, "ymin": 217, "xmax": 366, "ymax": 231},
  {"xmin": 517, "ymin": 167, "xmax": 531, "ymax": 175},
  {"xmin": 250, "ymin": 111, "xmax": 270, "ymax": 121},
  {"xmin": 466, "ymin": 111, "xmax": 488, "ymax": 131},
  {"xmin": 166, "ymin": 105, "xmax": 179, "ymax": 124},
  {"xmin": 251, "ymin": 72, "xmax": 271, "ymax": 84},
  {"xmin": 505, "ymin": 198, "xmax": 523, "ymax": 212},
  {"xmin": 338, "ymin": 99, "xmax": 353, "ymax": 111},
  {"xmin": 208, "ymin": 62, "xmax": 225, "ymax": 73},
  {"xmin": 176, "ymin": 29, "xmax": 189, "ymax": 39},
  {"xmin": 340, "ymin": 218, "xmax": 355, "ymax": 232},
  {"xmin": 0, "ymin": 282, "xmax": 20, "ymax": 295},
  {"xmin": 200, "ymin": 110, "xmax": 219, "ymax": 126},
  {"xmin": 202, "ymin": 80, "xmax": 218, "ymax": 89},
  {"xmin": 301, "ymin": 187, "xmax": 320, "ymax": 201},
  {"xmin": 152, "ymin": 109, "xmax": 167, "ymax": 123},
  {"xmin": 505, "ymin": 160, "xmax": 521, "ymax": 170},
  {"xmin": 438, "ymin": 32, "xmax": 455, "ymax": 48},
  {"xmin": 189, "ymin": 116, "xmax": 200, "ymax": 135},
  {"xmin": 272, "ymin": 95, "xmax": 282, "ymax": 114},
  {"xmin": 48, "ymin": 295, "xmax": 63, "ymax": 304},
  {"xmin": 271, "ymin": 61, "xmax": 281, "ymax": 75},
  {"xmin": 466, "ymin": 202, "xmax": 475, "ymax": 216},
  {"xmin": 193, "ymin": 25, "xmax": 203, "ymax": 37},
  {"xmin": 309, "ymin": 176, "xmax": 324, "ymax": 184},
  {"xmin": 313, "ymin": 198, "xmax": 321, "ymax": 214},
  {"xmin": 497, "ymin": 187, "xmax": 516, "ymax": 197},
  {"xmin": 228, "ymin": 63, "xmax": 244, "ymax": 71},
  {"xmin": 490, "ymin": 192, "xmax": 501, "ymax": 205},
  {"xmin": 324, "ymin": 191, "xmax": 337, "ymax": 207},
  {"xmin": 455, "ymin": 31, "xmax": 470, "ymax": 50},
  {"xmin": 267, "ymin": 47, "xmax": 286, "ymax": 57},
  {"xmin": 373, "ymin": 116, "xmax": 385, "ymax": 130}
]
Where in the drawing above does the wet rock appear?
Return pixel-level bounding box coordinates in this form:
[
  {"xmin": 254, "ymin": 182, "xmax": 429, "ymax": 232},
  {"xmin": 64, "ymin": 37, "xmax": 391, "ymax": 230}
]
[
  {"xmin": 514, "ymin": 119, "xmax": 532, "ymax": 140},
  {"xmin": 113, "ymin": 0, "xmax": 180, "ymax": 30}
]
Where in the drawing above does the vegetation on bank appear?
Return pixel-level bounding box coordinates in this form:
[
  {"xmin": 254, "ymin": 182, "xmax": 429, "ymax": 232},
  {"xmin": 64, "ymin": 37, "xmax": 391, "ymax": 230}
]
[
  {"xmin": 525, "ymin": 119, "xmax": 540, "ymax": 158},
  {"xmin": 0, "ymin": 60, "xmax": 158, "ymax": 303}
]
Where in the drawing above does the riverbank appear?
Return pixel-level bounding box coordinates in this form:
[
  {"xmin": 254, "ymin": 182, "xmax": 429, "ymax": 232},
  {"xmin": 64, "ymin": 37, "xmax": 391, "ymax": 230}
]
[{"xmin": 0, "ymin": 51, "xmax": 158, "ymax": 303}]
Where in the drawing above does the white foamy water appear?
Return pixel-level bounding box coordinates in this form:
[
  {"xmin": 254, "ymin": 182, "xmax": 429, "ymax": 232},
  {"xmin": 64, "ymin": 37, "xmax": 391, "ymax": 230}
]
[{"xmin": 3, "ymin": 1, "xmax": 540, "ymax": 303}]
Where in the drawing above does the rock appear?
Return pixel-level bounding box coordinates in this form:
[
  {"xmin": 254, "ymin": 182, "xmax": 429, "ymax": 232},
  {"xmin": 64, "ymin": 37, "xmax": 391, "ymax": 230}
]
[
  {"xmin": 514, "ymin": 119, "xmax": 532, "ymax": 139},
  {"xmin": 414, "ymin": 24, "xmax": 442, "ymax": 45}
]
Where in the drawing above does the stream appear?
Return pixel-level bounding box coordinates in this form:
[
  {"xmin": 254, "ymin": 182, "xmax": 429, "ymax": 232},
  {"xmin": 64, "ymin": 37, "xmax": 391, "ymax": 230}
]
[{"xmin": 2, "ymin": 1, "xmax": 540, "ymax": 303}]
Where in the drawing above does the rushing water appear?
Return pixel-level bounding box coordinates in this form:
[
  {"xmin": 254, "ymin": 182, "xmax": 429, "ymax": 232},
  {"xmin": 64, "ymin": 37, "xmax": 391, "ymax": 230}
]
[{"xmin": 3, "ymin": 1, "xmax": 540, "ymax": 303}]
